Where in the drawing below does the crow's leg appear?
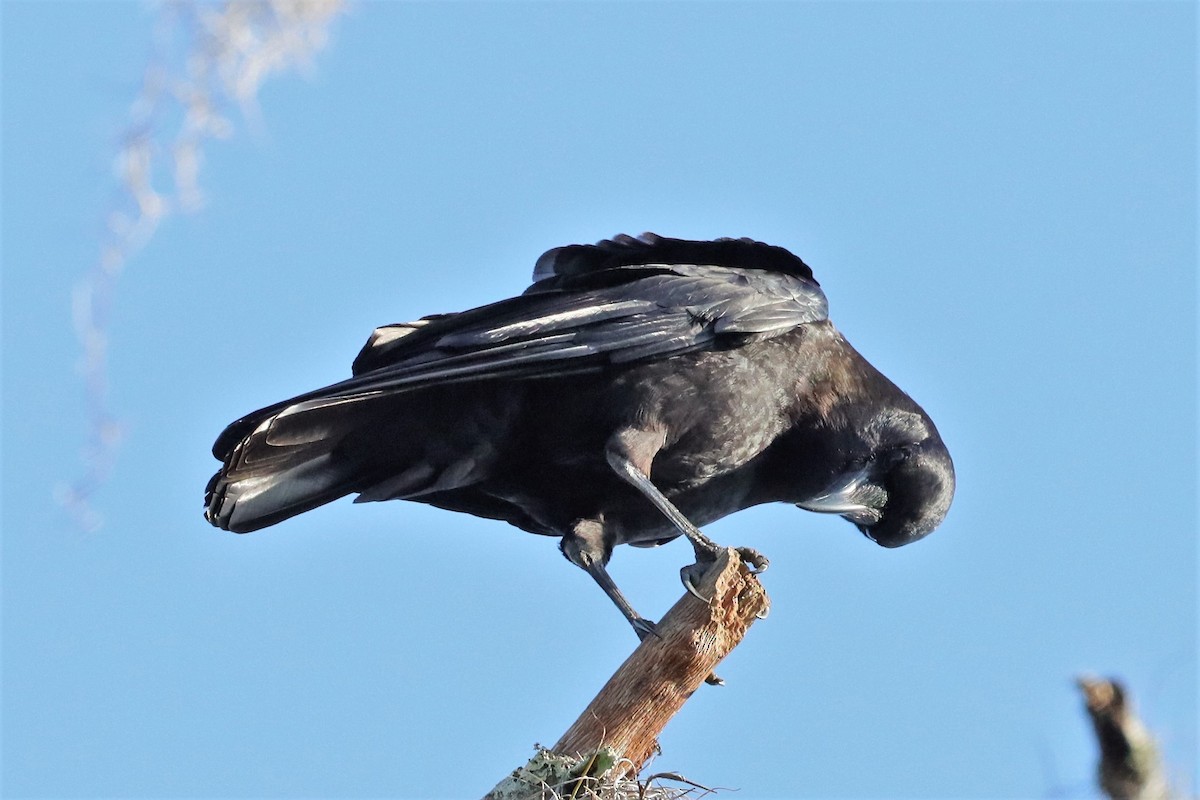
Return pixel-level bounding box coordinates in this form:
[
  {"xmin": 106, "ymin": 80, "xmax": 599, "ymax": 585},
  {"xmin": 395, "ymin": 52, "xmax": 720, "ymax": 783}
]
[
  {"xmin": 606, "ymin": 430, "xmax": 768, "ymax": 603},
  {"xmin": 563, "ymin": 517, "xmax": 727, "ymax": 685},
  {"xmin": 560, "ymin": 519, "xmax": 658, "ymax": 641}
]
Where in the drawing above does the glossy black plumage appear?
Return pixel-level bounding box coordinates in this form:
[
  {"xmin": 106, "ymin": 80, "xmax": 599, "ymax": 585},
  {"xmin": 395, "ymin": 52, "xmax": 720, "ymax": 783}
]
[{"xmin": 205, "ymin": 233, "xmax": 954, "ymax": 632}]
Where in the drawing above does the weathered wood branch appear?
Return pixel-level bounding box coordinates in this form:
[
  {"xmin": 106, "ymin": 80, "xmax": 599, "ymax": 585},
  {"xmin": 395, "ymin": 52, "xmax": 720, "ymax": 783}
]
[
  {"xmin": 552, "ymin": 548, "xmax": 769, "ymax": 767},
  {"xmin": 1077, "ymin": 676, "xmax": 1171, "ymax": 800},
  {"xmin": 486, "ymin": 548, "xmax": 769, "ymax": 799}
]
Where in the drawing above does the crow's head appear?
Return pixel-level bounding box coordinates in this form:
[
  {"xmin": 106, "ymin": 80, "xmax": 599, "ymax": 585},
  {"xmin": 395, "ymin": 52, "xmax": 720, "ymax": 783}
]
[{"xmin": 798, "ymin": 410, "xmax": 955, "ymax": 547}]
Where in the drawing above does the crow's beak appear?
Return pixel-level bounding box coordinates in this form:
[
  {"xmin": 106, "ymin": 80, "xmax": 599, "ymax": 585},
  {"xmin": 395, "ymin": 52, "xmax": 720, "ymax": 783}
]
[{"xmin": 797, "ymin": 466, "xmax": 885, "ymax": 526}]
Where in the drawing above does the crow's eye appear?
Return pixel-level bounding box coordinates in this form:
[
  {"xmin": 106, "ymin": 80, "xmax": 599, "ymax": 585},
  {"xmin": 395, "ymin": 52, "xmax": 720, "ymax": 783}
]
[
  {"xmin": 884, "ymin": 445, "xmax": 916, "ymax": 466},
  {"xmin": 845, "ymin": 455, "xmax": 870, "ymax": 472}
]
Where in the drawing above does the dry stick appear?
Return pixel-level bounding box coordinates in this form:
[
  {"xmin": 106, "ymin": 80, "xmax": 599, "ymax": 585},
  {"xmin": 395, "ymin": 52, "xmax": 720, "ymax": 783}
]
[
  {"xmin": 1077, "ymin": 676, "xmax": 1171, "ymax": 800},
  {"xmin": 486, "ymin": 547, "xmax": 769, "ymax": 799}
]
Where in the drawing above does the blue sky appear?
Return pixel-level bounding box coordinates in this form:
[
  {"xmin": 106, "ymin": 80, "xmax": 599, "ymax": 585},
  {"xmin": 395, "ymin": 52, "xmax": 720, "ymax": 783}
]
[{"xmin": 2, "ymin": 3, "xmax": 1195, "ymax": 798}]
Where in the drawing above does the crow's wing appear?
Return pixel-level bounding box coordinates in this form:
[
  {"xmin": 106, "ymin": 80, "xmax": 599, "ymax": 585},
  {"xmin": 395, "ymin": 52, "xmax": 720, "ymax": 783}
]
[
  {"xmin": 214, "ymin": 237, "xmax": 827, "ymax": 457},
  {"xmin": 215, "ymin": 248, "xmax": 826, "ymax": 456},
  {"xmin": 349, "ymin": 232, "xmax": 824, "ymax": 375},
  {"xmin": 207, "ymin": 235, "xmax": 827, "ymax": 531},
  {"xmin": 529, "ymin": 232, "xmax": 819, "ymax": 285}
]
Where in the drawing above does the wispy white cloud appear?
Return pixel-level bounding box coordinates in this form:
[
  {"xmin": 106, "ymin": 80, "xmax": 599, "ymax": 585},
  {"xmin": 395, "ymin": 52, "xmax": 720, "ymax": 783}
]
[{"xmin": 60, "ymin": 0, "xmax": 346, "ymax": 531}]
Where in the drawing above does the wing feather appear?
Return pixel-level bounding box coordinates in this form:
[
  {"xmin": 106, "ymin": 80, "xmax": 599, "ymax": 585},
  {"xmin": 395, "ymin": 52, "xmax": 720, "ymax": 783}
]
[
  {"xmin": 208, "ymin": 234, "xmax": 831, "ymax": 531},
  {"xmin": 213, "ymin": 238, "xmax": 828, "ymax": 459},
  {"xmin": 331, "ymin": 266, "xmax": 823, "ymax": 396}
]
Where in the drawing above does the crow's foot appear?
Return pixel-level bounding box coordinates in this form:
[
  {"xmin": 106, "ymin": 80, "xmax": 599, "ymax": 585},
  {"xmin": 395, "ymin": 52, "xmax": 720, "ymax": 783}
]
[
  {"xmin": 736, "ymin": 546, "xmax": 769, "ymax": 575},
  {"xmin": 632, "ymin": 616, "xmax": 661, "ymax": 642},
  {"xmin": 679, "ymin": 561, "xmax": 714, "ymax": 604},
  {"xmin": 680, "ymin": 543, "xmax": 770, "ymax": 603}
]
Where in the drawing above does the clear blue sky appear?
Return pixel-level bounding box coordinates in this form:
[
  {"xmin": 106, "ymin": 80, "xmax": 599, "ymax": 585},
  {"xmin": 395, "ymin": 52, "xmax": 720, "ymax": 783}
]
[{"xmin": 3, "ymin": 3, "xmax": 1195, "ymax": 798}]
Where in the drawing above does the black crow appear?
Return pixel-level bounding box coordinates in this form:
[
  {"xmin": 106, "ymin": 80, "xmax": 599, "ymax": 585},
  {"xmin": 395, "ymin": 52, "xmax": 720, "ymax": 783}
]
[{"xmin": 205, "ymin": 234, "xmax": 954, "ymax": 636}]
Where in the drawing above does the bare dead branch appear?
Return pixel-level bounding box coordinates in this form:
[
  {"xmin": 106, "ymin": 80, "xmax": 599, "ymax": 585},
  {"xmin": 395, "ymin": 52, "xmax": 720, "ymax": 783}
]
[
  {"xmin": 1077, "ymin": 676, "xmax": 1171, "ymax": 800},
  {"xmin": 486, "ymin": 548, "xmax": 769, "ymax": 799}
]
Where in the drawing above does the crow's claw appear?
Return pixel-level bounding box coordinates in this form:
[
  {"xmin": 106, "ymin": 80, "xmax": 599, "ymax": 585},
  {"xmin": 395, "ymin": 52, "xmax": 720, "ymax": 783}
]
[
  {"xmin": 680, "ymin": 563, "xmax": 713, "ymax": 604},
  {"xmin": 736, "ymin": 546, "xmax": 769, "ymax": 574},
  {"xmin": 632, "ymin": 617, "xmax": 661, "ymax": 642}
]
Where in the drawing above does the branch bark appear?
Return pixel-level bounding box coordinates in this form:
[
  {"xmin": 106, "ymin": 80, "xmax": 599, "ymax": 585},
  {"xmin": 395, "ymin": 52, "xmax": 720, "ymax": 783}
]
[
  {"xmin": 1077, "ymin": 676, "xmax": 1171, "ymax": 800},
  {"xmin": 486, "ymin": 547, "xmax": 769, "ymax": 799}
]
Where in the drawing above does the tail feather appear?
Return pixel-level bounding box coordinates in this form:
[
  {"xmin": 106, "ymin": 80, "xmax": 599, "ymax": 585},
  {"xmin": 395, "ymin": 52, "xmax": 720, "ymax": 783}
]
[
  {"xmin": 206, "ymin": 380, "xmax": 514, "ymax": 533},
  {"xmin": 205, "ymin": 452, "xmax": 359, "ymax": 532},
  {"xmin": 205, "ymin": 396, "xmax": 391, "ymax": 533}
]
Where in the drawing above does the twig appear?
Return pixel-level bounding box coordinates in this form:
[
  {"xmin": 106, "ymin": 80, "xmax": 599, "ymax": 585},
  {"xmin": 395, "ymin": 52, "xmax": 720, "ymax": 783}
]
[{"xmin": 1077, "ymin": 676, "xmax": 1171, "ymax": 800}]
